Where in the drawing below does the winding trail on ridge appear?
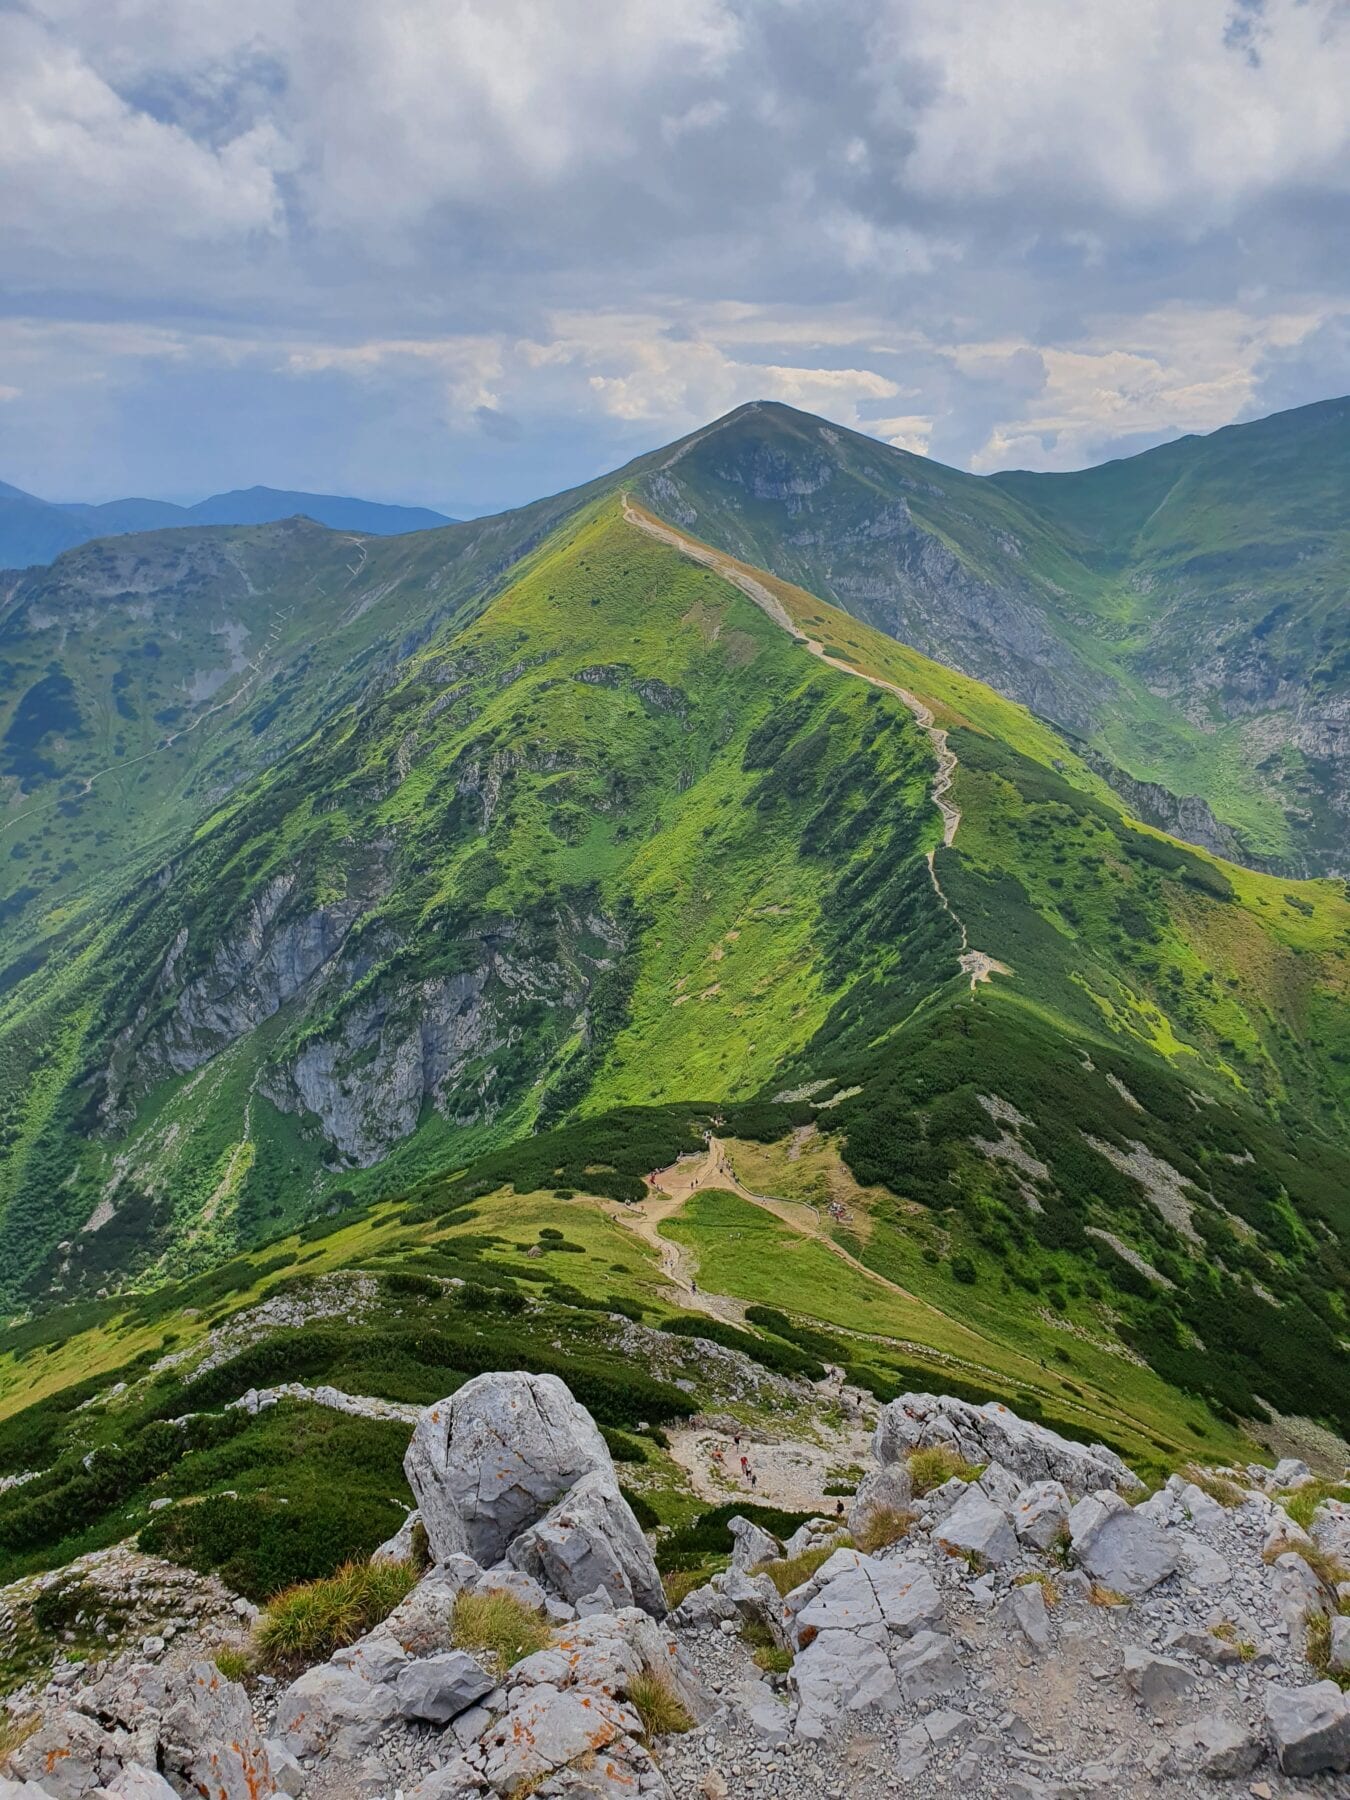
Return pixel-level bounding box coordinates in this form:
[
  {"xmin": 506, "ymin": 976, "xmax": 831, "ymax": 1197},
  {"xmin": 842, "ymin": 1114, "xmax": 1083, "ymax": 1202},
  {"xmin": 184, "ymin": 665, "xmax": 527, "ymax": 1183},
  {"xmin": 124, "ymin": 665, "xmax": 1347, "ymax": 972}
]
[{"xmin": 620, "ymin": 497, "xmax": 1008, "ymax": 991}]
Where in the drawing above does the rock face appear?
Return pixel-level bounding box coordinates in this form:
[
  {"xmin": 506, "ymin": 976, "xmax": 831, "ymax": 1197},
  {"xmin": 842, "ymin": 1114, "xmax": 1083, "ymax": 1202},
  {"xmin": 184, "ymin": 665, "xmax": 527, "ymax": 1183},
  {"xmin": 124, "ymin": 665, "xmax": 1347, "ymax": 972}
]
[
  {"xmin": 404, "ymin": 1371, "xmax": 614, "ymax": 1566},
  {"xmin": 5, "ymin": 1662, "xmax": 274, "ymax": 1800},
  {"xmin": 506, "ymin": 1470, "xmax": 665, "ymax": 1615},
  {"xmin": 1068, "ymin": 1490, "xmax": 1183, "ymax": 1596},
  {"xmin": 872, "ymin": 1393, "xmax": 1141, "ymax": 1497}
]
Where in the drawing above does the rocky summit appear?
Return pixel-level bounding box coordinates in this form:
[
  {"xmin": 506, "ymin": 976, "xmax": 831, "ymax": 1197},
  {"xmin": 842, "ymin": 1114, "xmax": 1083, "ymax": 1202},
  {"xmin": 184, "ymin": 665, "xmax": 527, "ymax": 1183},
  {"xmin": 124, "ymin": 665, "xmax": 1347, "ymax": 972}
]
[{"xmin": 3, "ymin": 1371, "xmax": 1349, "ymax": 1800}]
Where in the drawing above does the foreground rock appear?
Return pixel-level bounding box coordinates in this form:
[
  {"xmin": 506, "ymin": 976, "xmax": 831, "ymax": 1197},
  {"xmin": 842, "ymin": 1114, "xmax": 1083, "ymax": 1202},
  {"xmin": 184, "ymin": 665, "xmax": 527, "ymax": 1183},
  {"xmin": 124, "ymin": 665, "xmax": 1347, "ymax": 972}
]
[
  {"xmin": 506, "ymin": 1469, "xmax": 664, "ymax": 1615},
  {"xmin": 403, "ymin": 1370, "xmax": 613, "ymax": 1565},
  {"xmin": 5, "ymin": 1662, "xmax": 273, "ymax": 1800}
]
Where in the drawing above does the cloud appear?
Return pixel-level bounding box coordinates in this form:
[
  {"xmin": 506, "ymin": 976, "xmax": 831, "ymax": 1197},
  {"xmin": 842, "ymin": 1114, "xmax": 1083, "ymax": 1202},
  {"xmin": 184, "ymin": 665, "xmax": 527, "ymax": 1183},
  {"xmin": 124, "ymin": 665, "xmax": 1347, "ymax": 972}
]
[{"xmin": 3, "ymin": 0, "xmax": 1350, "ymax": 502}]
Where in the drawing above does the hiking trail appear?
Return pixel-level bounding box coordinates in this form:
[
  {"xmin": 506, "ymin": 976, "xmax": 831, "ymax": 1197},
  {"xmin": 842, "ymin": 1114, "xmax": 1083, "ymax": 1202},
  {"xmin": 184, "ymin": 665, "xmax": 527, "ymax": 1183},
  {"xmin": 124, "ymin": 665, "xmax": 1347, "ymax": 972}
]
[{"xmin": 621, "ymin": 497, "xmax": 1009, "ymax": 991}]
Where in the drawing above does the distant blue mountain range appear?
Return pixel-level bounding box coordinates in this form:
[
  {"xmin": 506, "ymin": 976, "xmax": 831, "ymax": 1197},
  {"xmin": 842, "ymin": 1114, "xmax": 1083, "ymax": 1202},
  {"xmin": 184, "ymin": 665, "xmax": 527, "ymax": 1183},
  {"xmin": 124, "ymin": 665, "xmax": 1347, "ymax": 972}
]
[{"xmin": 0, "ymin": 478, "xmax": 456, "ymax": 569}]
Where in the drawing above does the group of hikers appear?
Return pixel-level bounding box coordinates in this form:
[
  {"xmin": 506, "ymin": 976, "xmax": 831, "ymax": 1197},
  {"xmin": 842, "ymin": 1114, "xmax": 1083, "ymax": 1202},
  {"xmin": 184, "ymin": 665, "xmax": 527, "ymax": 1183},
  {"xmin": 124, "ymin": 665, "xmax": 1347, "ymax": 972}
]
[{"xmin": 708, "ymin": 1429, "xmax": 759, "ymax": 1490}]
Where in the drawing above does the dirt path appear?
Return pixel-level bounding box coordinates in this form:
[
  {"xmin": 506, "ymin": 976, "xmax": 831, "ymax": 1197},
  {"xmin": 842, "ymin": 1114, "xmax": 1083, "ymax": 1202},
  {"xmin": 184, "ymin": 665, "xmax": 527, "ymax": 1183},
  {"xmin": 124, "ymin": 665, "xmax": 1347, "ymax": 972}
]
[
  {"xmin": 666, "ymin": 1411, "xmax": 873, "ymax": 1515},
  {"xmin": 620, "ymin": 497, "xmax": 1008, "ymax": 991}
]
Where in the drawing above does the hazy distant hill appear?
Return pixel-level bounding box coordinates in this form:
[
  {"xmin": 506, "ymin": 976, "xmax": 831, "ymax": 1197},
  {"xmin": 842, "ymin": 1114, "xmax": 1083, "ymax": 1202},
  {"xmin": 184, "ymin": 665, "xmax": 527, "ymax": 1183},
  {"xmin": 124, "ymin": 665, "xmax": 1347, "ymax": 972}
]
[{"xmin": 0, "ymin": 479, "xmax": 455, "ymax": 570}]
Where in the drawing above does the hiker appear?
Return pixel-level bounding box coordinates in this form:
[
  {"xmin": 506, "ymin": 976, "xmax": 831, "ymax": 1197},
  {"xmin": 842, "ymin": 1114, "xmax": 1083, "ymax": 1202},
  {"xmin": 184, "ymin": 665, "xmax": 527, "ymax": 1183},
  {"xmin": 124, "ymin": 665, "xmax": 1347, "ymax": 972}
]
[{"xmin": 740, "ymin": 1455, "xmax": 749, "ymax": 1476}]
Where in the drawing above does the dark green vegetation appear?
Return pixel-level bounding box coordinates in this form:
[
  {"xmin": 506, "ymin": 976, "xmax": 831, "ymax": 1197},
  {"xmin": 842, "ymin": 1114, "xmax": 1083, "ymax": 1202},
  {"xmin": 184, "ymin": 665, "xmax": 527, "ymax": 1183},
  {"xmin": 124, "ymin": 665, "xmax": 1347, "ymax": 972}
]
[
  {"xmin": 0, "ymin": 400, "xmax": 1345, "ymax": 1583},
  {"xmin": 635, "ymin": 397, "xmax": 1350, "ymax": 875}
]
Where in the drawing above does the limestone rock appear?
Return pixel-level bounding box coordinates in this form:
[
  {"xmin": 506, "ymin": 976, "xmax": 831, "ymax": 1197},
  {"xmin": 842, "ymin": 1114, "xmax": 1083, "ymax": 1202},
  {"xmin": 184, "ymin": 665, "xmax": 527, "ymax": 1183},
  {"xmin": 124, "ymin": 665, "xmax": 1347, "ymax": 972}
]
[
  {"xmin": 1165, "ymin": 1715, "xmax": 1264, "ymax": 1779},
  {"xmin": 787, "ymin": 1554, "xmax": 942, "ymax": 1647},
  {"xmin": 505, "ymin": 1470, "xmax": 665, "ymax": 1616},
  {"xmin": 892, "ymin": 1630, "xmax": 963, "ymax": 1702},
  {"xmin": 933, "ymin": 1493, "xmax": 1016, "ymax": 1566},
  {"xmin": 997, "ymin": 1581, "xmax": 1050, "ymax": 1652},
  {"xmin": 848, "ymin": 1463, "xmax": 913, "ymax": 1536},
  {"xmin": 404, "ymin": 1371, "xmax": 612, "ymax": 1565},
  {"xmin": 1264, "ymin": 1679, "xmax": 1350, "ymax": 1776},
  {"xmin": 874, "ymin": 1393, "xmax": 1140, "ymax": 1497},
  {"xmin": 371, "ymin": 1508, "xmax": 423, "ymax": 1565},
  {"xmin": 4, "ymin": 1712, "xmax": 119, "ymax": 1799},
  {"xmin": 791, "ymin": 1626, "xmax": 899, "ymax": 1738},
  {"xmin": 1310, "ymin": 1498, "xmax": 1350, "ymax": 1564},
  {"xmin": 1012, "ymin": 1480, "xmax": 1071, "ymax": 1551},
  {"xmin": 394, "ymin": 1652, "xmax": 495, "ymax": 1724},
  {"xmin": 1330, "ymin": 1613, "xmax": 1350, "ymax": 1675},
  {"xmin": 101, "ymin": 1772, "xmax": 179, "ymax": 1800},
  {"xmin": 1121, "ymin": 1646, "xmax": 1195, "ymax": 1709},
  {"xmin": 274, "ymin": 1662, "xmax": 399, "ymax": 1759},
  {"xmin": 1068, "ymin": 1490, "xmax": 1183, "ymax": 1595},
  {"xmin": 1268, "ymin": 1550, "xmax": 1330, "ymax": 1628},
  {"xmin": 727, "ymin": 1515, "xmax": 780, "ymax": 1572}
]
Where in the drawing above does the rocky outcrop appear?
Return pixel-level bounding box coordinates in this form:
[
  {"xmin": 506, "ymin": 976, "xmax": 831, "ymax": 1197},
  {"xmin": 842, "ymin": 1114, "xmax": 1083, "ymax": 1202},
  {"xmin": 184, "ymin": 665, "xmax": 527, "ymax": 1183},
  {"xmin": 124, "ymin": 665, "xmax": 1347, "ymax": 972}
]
[
  {"xmin": 5, "ymin": 1662, "xmax": 273, "ymax": 1800},
  {"xmin": 404, "ymin": 1372, "xmax": 614, "ymax": 1567},
  {"xmin": 505, "ymin": 1470, "xmax": 666, "ymax": 1615},
  {"xmin": 872, "ymin": 1391, "xmax": 1142, "ymax": 1497}
]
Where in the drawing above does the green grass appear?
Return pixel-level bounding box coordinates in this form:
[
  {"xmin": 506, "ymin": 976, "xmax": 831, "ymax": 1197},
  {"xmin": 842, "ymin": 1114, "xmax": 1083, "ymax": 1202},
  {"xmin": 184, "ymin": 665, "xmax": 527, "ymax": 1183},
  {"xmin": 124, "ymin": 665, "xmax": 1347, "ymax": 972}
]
[
  {"xmin": 626, "ymin": 1669, "xmax": 696, "ymax": 1739},
  {"xmin": 451, "ymin": 1588, "xmax": 552, "ymax": 1672},
  {"xmin": 253, "ymin": 1558, "xmax": 418, "ymax": 1671}
]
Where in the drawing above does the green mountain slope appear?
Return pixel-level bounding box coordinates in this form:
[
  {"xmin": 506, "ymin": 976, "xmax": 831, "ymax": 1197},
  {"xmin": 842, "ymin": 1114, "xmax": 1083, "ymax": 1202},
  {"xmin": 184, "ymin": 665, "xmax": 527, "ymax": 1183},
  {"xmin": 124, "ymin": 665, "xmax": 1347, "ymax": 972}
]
[
  {"xmin": 0, "ymin": 490, "xmax": 1345, "ymax": 1458},
  {"xmin": 633, "ymin": 398, "xmax": 1350, "ymax": 875}
]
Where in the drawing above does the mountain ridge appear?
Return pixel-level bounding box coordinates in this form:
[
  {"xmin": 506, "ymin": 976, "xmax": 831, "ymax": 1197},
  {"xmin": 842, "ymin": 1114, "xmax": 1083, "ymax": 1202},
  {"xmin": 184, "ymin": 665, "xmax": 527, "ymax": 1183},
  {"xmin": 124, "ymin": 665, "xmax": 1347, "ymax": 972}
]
[{"xmin": 0, "ymin": 480, "xmax": 457, "ymax": 572}]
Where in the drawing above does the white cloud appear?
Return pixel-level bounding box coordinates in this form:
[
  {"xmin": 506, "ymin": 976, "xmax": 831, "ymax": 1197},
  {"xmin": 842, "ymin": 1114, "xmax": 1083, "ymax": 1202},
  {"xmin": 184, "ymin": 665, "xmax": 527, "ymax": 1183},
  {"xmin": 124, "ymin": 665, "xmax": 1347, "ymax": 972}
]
[
  {"xmin": 962, "ymin": 302, "xmax": 1338, "ymax": 470},
  {"xmin": 885, "ymin": 0, "xmax": 1350, "ymax": 220},
  {"xmin": 0, "ymin": 11, "xmax": 285, "ymax": 263}
]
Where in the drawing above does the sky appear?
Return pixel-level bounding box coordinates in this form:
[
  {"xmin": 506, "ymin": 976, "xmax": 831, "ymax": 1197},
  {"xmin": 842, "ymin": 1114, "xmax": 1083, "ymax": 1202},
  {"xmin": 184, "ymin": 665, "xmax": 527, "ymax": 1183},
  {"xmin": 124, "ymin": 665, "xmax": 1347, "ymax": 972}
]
[{"xmin": 4, "ymin": 0, "xmax": 1350, "ymax": 515}]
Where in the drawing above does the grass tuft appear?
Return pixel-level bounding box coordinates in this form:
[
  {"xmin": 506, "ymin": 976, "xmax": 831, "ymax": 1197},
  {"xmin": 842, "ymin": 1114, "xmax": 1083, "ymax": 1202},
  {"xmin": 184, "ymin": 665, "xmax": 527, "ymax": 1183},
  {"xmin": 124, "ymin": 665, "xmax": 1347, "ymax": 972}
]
[
  {"xmin": 906, "ymin": 1446, "xmax": 981, "ymax": 1496},
  {"xmin": 0, "ymin": 1712, "xmax": 39, "ymax": 1758},
  {"xmin": 627, "ymin": 1669, "xmax": 695, "ymax": 1739},
  {"xmin": 451, "ymin": 1588, "xmax": 552, "ymax": 1673},
  {"xmin": 754, "ymin": 1540, "xmax": 848, "ymax": 1598},
  {"xmin": 1088, "ymin": 1583, "xmax": 1130, "ymax": 1608},
  {"xmin": 211, "ymin": 1645, "xmax": 254, "ymax": 1683},
  {"xmin": 854, "ymin": 1507, "xmax": 916, "ymax": 1554},
  {"xmin": 253, "ymin": 1557, "xmax": 417, "ymax": 1672},
  {"xmin": 1183, "ymin": 1466, "xmax": 1247, "ymax": 1509}
]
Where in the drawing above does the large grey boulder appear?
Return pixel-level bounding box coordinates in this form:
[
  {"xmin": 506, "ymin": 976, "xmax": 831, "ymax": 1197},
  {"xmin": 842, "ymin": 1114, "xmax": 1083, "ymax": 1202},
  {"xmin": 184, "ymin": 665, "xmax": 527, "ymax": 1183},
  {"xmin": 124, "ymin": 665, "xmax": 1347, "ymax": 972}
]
[
  {"xmin": 791, "ymin": 1627, "xmax": 900, "ymax": 1739},
  {"xmin": 873, "ymin": 1393, "xmax": 1140, "ymax": 1497},
  {"xmin": 848, "ymin": 1463, "xmax": 913, "ymax": 1536},
  {"xmin": 1265, "ymin": 1680, "xmax": 1350, "ymax": 1775},
  {"xmin": 506, "ymin": 1470, "xmax": 665, "ymax": 1616},
  {"xmin": 1165, "ymin": 1715, "xmax": 1264, "ymax": 1779},
  {"xmin": 728, "ymin": 1514, "xmax": 780, "ymax": 1571},
  {"xmin": 785, "ymin": 1553, "xmax": 941, "ymax": 1647},
  {"xmin": 1331, "ymin": 1613, "xmax": 1350, "ymax": 1675},
  {"xmin": 476, "ymin": 1685, "xmax": 640, "ymax": 1792},
  {"xmin": 1067, "ymin": 1491, "xmax": 1182, "ymax": 1595},
  {"xmin": 4, "ymin": 1713, "xmax": 120, "ymax": 1799},
  {"xmin": 11, "ymin": 1663, "xmax": 275, "ymax": 1800},
  {"xmin": 892, "ymin": 1630, "xmax": 963, "ymax": 1703},
  {"xmin": 274, "ymin": 1662, "xmax": 400, "ymax": 1759},
  {"xmin": 1011, "ymin": 1480, "xmax": 1071, "ymax": 1551},
  {"xmin": 394, "ymin": 1652, "xmax": 495, "ymax": 1724},
  {"xmin": 404, "ymin": 1371, "xmax": 612, "ymax": 1565},
  {"xmin": 933, "ymin": 1493, "xmax": 1016, "ymax": 1566}
]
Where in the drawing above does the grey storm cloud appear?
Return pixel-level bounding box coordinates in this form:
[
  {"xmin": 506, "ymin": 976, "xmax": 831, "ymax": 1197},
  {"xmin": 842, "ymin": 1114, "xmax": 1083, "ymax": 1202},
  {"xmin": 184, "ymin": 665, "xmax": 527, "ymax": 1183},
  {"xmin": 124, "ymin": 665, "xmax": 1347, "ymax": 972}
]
[{"xmin": 2, "ymin": 0, "xmax": 1350, "ymax": 510}]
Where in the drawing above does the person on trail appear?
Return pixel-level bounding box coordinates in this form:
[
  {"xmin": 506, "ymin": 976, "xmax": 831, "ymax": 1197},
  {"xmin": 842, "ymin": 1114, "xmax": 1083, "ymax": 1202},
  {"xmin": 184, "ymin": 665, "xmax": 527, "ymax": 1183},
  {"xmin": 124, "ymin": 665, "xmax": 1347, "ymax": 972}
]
[
  {"xmin": 691, "ymin": 1279, "xmax": 697, "ymax": 1293},
  {"xmin": 740, "ymin": 1455, "xmax": 749, "ymax": 1476}
]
